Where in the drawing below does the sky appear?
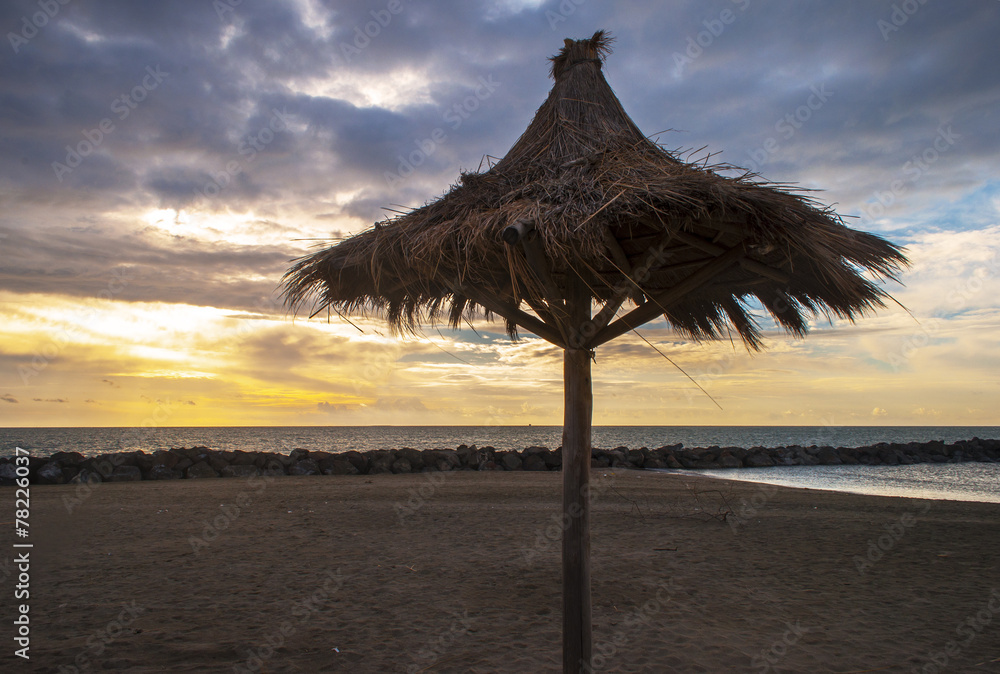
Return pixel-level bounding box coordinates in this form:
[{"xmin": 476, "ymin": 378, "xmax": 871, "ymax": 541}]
[{"xmin": 0, "ymin": 0, "xmax": 998, "ymax": 428}]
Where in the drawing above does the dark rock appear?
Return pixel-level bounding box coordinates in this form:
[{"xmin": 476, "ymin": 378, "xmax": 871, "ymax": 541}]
[
  {"xmin": 724, "ymin": 447, "xmax": 749, "ymax": 461},
  {"xmin": 173, "ymin": 457, "xmax": 193, "ymax": 472},
  {"xmin": 107, "ymin": 466, "xmax": 142, "ymax": 482},
  {"xmin": 309, "ymin": 450, "xmax": 334, "ymax": 463},
  {"xmin": 425, "ymin": 449, "xmax": 461, "ymax": 471},
  {"xmin": 716, "ymin": 452, "xmax": 742, "ymax": 469},
  {"xmin": 322, "ymin": 459, "xmax": 358, "ymax": 475},
  {"xmin": 456, "ymin": 445, "xmax": 477, "ymax": 466},
  {"xmin": 592, "ymin": 455, "xmax": 611, "ymax": 468},
  {"xmin": 626, "ymin": 449, "xmax": 645, "ymax": 468},
  {"xmin": 655, "ymin": 443, "xmax": 684, "ymax": 454},
  {"xmin": 231, "ymin": 451, "xmax": 259, "ymax": 466},
  {"xmin": 605, "ymin": 450, "xmax": 628, "ymax": 467},
  {"xmin": 70, "ymin": 468, "xmax": 103, "ymax": 484},
  {"xmin": 664, "ymin": 453, "xmax": 683, "ymax": 469},
  {"xmin": 289, "ymin": 459, "xmax": 320, "ymax": 476},
  {"xmin": 37, "ymin": 461, "xmax": 67, "ymax": 484},
  {"xmin": 288, "ymin": 448, "xmax": 310, "ymax": 463},
  {"xmin": 817, "ymin": 447, "xmax": 842, "ymax": 465},
  {"xmin": 478, "ymin": 460, "xmax": 498, "ymax": 471},
  {"xmin": 186, "ymin": 461, "xmax": 219, "ymax": 479},
  {"xmin": 523, "ymin": 453, "xmax": 548, "ymax": 471},
  {"xmin": 369, "ymin": 457, "xmax": 394, "ymax": 474},
  {"xmin": 643, "ymin": 457, "xmax": 667, "ymax": 469},
  {"xmin": 148, "ymin": 465, "xmax": 183, "ymax": 480},
  {"xmin": 50, "ymin": 451, "xmax": 86, "ymax": 466},
  {"xmin": 221, "ymin": 464, "xmax": 260, "ymax": 478},
  {"xmin": 745, "ymin": 452, "xmax": 775, "ymax": 468},
  {"xmin": 152, "ymin": 450, "xmax": 179, "ymax": 469},
  {"xmin": 837, "ymin": 448, "xmax": 859, "ymax": 465},
  {"xmin": 131, "ymin": 451, "xmax": 155, "ymax": 472},
  {"xmin": 877, "ymin": 448, "xmax": 899, "ymax": 465},
  {"xmin": 253, "ymin": 452, "xmax": 277, "ymax": 469},
  {"xmin": 206, "ymin": 453, "xmax": 230, "ymax": 473},
  {"xmin": 501, "ymin": 452, "xmax": 523, "ymax": 471},
  {"xmin": 110, "ymin": 453, "xmax": 138, "ymax": 468},
  {"xmin": 342, "ymin": 451, "xmax": 369, "ymax": 473},
  {"xmin": 261, "ymin": 460, "xmax": 287, "ymax": 477},
  {"xmin": 795, "ymin": 448, "xmax": 819, "ymax": 466},
  {"xmin": 172, "ymin": 447, "xmax": 202, "ymax": 460},
  {"xmin": 544, "ymin": 448, "xmax": 563, "ymax": 469},
  {"xmin": 391, "ymin": 458, "xmax": 413, "ymax": 474},
  {"xmin": 524, "ymin": 446, "xmax": 549, "ymax": 455},
  {"xmin": 397, "ymin": 448, "xmax": 424, "ymax": 471}
]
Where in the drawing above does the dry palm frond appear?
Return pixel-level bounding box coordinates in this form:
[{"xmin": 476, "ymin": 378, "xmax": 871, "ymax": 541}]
[{"xmin": 283, "ymin": 30, "xmax": 907, "ymax": 349}]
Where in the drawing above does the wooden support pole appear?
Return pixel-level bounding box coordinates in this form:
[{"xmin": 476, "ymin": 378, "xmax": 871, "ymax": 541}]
[{"xmin": 562, "ymin": 273, "xmax": 592, "ymax": 673}]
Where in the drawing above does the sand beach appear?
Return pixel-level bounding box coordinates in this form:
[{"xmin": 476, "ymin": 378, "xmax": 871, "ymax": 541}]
[{"xmin": 4, "ymin": 470, "xmax": 999, "ymax": 673}]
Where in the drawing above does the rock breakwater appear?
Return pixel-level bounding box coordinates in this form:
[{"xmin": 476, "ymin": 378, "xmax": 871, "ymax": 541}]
[{"xmin": 2, "ymin": 438, "xmax": 998, "ymax": 486}]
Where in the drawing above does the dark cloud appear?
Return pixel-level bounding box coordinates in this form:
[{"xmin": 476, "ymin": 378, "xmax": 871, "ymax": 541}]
[
  {"xmin": 1, "ymin": 394, "xmax": 18, "ymax": 403},
  {"xmin": 1, "ymin": 0, "xmax": 997, "ymax": 312}
]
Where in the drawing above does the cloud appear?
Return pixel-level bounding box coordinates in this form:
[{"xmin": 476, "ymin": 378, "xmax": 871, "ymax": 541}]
[
  {"xmin": 1, "ymin": 0, "xmax": 997, "ymax": 426},
  {"xmin": 32, "ymin": 398, "xmax": 69, "ymax": 403},
  {"xmin": 1, "ymin": 394, "xmax": 18, "ymax": 403}
]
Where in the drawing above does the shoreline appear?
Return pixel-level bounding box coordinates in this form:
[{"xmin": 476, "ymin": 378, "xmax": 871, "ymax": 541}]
[
  {"xmin": 2, "ymin": 437, "xmax": 998, "ymax": 487},
  {"xmin": 11, "ymin": 471, "xmax": 1000, "ymax": 672},
  {"xmin": 661, "ymin": 464, "xmax": 1000, "ymax": 505}
]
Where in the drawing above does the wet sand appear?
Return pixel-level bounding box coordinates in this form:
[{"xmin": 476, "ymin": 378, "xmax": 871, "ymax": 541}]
[{"xmin": 5, "ymin": 470, "xmax": 1000, "ymax": 673}]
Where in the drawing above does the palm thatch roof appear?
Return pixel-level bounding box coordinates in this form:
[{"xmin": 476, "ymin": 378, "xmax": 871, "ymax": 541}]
[{"xmin": 283, "ymin": 31, "xmax": 907, "ymax": 350}]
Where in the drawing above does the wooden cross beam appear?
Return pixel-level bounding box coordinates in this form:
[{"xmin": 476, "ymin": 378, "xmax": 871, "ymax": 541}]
[{"xmin": 587, "ymin": 242, "xmax": 747, "ymax": 348}]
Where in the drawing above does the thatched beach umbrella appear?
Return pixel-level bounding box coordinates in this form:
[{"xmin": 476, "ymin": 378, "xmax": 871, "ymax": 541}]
[{"xmin": 283, "ymin": 31, "xmax": 906, "ymax": 673}]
